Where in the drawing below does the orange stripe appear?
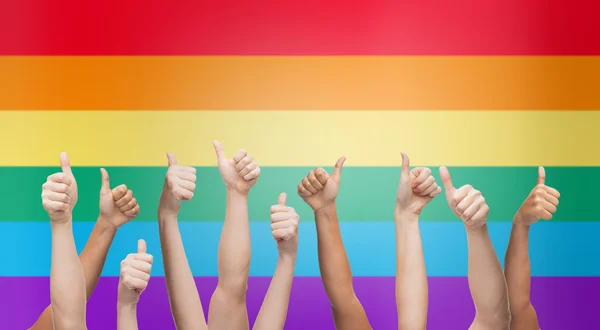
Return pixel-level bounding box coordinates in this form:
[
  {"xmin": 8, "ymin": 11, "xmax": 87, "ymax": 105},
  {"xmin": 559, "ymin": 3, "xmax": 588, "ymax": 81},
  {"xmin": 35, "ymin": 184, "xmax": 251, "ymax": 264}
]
[{"xmin": 1, "ymin": 56, "xmax": 599, "ymax": 110}]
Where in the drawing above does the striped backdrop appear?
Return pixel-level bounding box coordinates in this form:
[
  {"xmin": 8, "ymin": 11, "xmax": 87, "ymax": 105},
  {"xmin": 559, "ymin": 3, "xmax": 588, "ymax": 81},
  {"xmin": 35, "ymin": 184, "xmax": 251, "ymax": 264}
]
[{"xmin": 1, "ymin": 1, "xmax": 599, "ymax": 329}]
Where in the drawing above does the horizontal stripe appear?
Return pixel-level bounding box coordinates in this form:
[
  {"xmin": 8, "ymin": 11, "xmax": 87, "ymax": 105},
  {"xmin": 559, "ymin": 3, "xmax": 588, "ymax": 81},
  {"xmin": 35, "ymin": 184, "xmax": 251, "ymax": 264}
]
[
  {"xmin": 5, "ymin": 277, "xmax": 596, "ymax": 330},
  {"xmin": 0, "ymin": 1, "xmax": 598, "ymax": 55},
  {"xmin": 2, "ymin": 111, "xmax": 600, "ymax": 166},
  {"xmin": 1, "ymin": 57, "xmax": 600, "ymax": 110},
  {"xmin": 2, "ymin": 222, "xmax": 597, "ymax": 276},
  {"xmin": 2, "ymin": 167, "xmax": 596, "ymax": 223}
]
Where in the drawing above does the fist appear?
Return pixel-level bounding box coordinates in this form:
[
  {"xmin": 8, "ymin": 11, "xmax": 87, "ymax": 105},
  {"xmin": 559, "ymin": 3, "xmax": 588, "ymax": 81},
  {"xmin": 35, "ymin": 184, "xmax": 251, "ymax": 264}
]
[
  {"xmin": 270, "ymin": 193, "xmax": 299, "ymax": 256},
  {"xmin": 99, "ymin": 168, "xmax": 140, "ymax": 229},
  {"xmin": 118, "ymin": 239, "xmax": 153, "ymax": 306},
  {"xmin": 213, "ymin": 140, "xmax": 260, "ymax": 194},
  {"xmin": 297, "ymin": 157, "xmax": 346, "ymax": 212},
  {"xmin": 396, "ymin": 153, "xmax": 441, "ymax": 216},
  {"xmin": 160, "ymin": 152, "xmax": 197, "ymax": 214},
  {"xmin": 42, "ymin": 173, "xmax": 75, "ymax": 223},
  {"xmin": 515, "ymin": 166, "xmax": 560, "ymax": 226},
  {"xmin": 440, "ymin": 167, "xmax": 490, "ymax": 229}
]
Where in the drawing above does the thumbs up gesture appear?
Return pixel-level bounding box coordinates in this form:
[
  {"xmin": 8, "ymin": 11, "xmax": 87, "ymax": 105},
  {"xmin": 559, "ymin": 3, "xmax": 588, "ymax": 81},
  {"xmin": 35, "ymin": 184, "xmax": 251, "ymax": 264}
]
[
  {"xmin": 41, "ymin": 152, "xmax": 79, "ymax": 224},
  {"xmin": 395, "ymin": 153, "xmax": 442, "ymax": 217},
  {"xmin": 440, "ymin": 166, "xmax": 490, "ymax": 230},
  {"xmin": 515, "ymin": 166, "xmax": 561, "ymax": 226},
  {"xmin": 118, "ymin": 239, "xmax": 154, "ymax": 307},
  {"xmin": 297, "ymin": 157, "xmax": 346, "ymax": 212},
  {"xmin": 99, "ymin": 168, "xmax": 140, "ymax": 229},
  {"xmin": 213, "ymin": 140, "xmax": 261, "ymax": 194},
  {"xmin": 160, "ymin": 152, "xmax": 197, "ymax": 215},
  {"xmin": 270, "ymin": 193, "xmax": 300, "ymax": 257}
]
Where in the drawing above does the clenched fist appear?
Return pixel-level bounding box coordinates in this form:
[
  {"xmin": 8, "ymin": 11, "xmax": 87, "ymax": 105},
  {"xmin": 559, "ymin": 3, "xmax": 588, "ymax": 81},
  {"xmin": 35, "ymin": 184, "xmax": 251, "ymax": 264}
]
[
  {"xmin": 270, "ymin": 193, "xmax": 300, "ymax": 257},
  {"xmin": 213, "ymin": 140, "xmax": 260, "ymax": 194},
  {"xmin": 118, "ymin": 239, "xmax": 153, "ymax": 307},
  {"xmin": 515, "ymin": 166, "xmax": 560, "ymax": 226},
  {"xmin": 99, "ymin": 168, "xmax": 140, "ymax": 229},
  {"xmin": 440, "ymin": 166, "xmax": 490, "ymax": 230},
  {"xmin": 160, "ymin": 152, "xmax": 197, "ymax": 215},
  {"xmin": 297, "ymin": 157, "xmax": 346, "ymax": 212},
  {"xmin": 396, "ymin": 152, "xmax": 441, "ymax": 217},
  {"xmin": 41, "ymin": 152, "xmax": 78, "ymax": 224}
]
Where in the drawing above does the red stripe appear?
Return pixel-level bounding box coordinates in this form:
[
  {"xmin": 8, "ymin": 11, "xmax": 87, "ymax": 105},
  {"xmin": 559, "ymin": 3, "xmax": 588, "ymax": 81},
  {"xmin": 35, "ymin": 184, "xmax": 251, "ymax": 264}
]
[{"xmin": 1, "ymin": 0, "xmax": 599, "ymax": 55}]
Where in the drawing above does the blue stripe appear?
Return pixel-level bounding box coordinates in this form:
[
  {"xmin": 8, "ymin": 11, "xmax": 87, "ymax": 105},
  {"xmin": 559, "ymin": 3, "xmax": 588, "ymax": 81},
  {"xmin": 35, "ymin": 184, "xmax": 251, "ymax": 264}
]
[{"xmin": 0, "ymin": 221, "xmax": 595, "ymax": 276}]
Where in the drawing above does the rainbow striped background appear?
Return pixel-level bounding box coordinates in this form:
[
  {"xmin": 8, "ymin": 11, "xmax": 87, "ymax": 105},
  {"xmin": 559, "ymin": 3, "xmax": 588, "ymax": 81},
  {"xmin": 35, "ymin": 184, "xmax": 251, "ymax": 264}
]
[{"xmin": 1, "ymin": 1, "xmax": 599, "ymax": 329}]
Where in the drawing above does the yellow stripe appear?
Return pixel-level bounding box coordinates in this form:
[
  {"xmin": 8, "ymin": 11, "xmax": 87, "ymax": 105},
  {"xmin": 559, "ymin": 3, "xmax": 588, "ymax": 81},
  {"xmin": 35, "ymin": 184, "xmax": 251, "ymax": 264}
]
[{"xmin": 1, "ymin": 110, "xmax": 597, "ymax": 166}]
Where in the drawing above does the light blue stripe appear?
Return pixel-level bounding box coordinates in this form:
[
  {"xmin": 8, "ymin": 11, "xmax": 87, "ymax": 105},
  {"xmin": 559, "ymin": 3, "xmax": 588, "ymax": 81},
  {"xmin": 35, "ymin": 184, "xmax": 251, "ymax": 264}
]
[{"xmin": 0, "ymin": 221, "xmax": 595, "ymax": 276}]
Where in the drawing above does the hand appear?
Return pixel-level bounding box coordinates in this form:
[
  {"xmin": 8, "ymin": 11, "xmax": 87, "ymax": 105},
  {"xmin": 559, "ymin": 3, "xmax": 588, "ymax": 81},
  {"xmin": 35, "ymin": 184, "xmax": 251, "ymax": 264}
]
[
  {"xmin": 99, "ymin": 168, "xmax": 140, "ymax": 229},
  {"xmin": 396, "ymin": 152, "xmax": 441, "ymax": 217},
  {"xmin": 270, "ymin": 193, "xmax": 300, "ymax": 257},
  {"xmin": 213, "ymin": 140, "xmax": 260, "ymax": 195},
  {"xmin": 515, "ymin": 166, "xmax": 560, "ymax": 226},
  {"xmin": 159, "ymin": 153, "xmax": 197, "ymax": 216},
  {"xmin": 297, "ymin": 157, "xmax": 346, "ymax": 212},
  {"xmin": 440, "ymin": 166, "xmax": 490, "ymax": 230},
  {"xmin": 118, "ymin": 239, "xmax": 153, "ymax": 307},
  {"xmin": 41, "ymin": 152, "xmax": 78, "ymax": 224}
]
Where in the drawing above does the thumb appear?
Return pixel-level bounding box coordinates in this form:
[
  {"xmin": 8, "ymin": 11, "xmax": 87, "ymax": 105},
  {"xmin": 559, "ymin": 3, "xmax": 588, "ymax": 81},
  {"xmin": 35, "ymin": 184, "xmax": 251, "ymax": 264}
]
[
  {"xmin": 537, "ymin": 166, "xmax": 546, "ymax": 185},
  {"xmin": 400, "ymin": 152, "xmax": 410, "ymax": 180},
  {"xmin": 439, "ymin": 166, "xmax": 455, "ymax": 199},
  {"xmin": 331, "ymin": 157, "xmax": 346, "ymax": 182},
  {"xmin": 166, "ymin": 152, "xmax": 177, "ymax": 166},
  {"xmin": 137, "ymin": 239, "xmax": 147, "ymax": 254},
  {"xmin": 213, "ymin": 140, "xmax": 225, "ymax": 160},
  {"xmin": 100, "ymin": 168, "xmax": 111, "ymax": 193},
  {"xmin": 278, "ymin": 192, "xmax": 287, "ymax": 206},
  {"xmin": 60, "ymin": 152, "xmax": 73, "ymax": 175}
]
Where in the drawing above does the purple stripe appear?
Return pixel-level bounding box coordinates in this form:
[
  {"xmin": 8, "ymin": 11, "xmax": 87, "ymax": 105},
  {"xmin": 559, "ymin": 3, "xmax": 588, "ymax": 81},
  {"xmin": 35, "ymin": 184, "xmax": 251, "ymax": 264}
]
[{"xmin": 3, "ymin": 276, "xmax": 596, "ymax": 330}]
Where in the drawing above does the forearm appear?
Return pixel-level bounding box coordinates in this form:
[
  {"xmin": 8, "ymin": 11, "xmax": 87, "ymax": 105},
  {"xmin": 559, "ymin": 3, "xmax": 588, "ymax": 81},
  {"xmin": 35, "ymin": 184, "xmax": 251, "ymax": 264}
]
[
  {"xmin": 253, "ymin": 254, "xmax": 296, "ymax": 330},
  {"xmin": 117, "ymin": 304, "xmax": 138, "ymax": 330},
  {"xmin": 216, "ymin": 188, "xmax": 251, "ymax": 295},
  {"xmin": 466, "ymin": 225, "xmax": 510, "ymax": 325},
  {"xmin": 79, "ymin": 216, "xmax": 117, "ymax": 299},
  {"xmin": 50, "ymin": 222, "xmax": 86, "ymax": 330},
  {"xmin": 395, "ymin": 212, "xmax": 427, "ymax": 330},
  {"xmin": 158, "ymin": 209, "xmax": 207, "ymax": 329}
]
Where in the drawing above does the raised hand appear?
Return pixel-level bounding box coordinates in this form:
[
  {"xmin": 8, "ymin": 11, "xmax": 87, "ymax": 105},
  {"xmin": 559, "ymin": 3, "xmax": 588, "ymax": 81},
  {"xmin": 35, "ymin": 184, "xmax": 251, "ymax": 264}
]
[
  {"xmin": 440, "ymin": 166, "xmax": 490, "ymax": 230},
  {"xmin": 99, "ymin": 168, "xmax": 140, "ymax": 229},
  {"xmin": 270, "ymin": 193, "xmax": 300, "ymax": 257},
  {"xmin": 297, "ymin": 157, "xmax": 346, "ymax": 212},
  {"xmin": 42, "ymin": 152, "xmax": 78, "ymax": 224},
  {"xmin": 396, "ymin": 152, "xmax": 442, "ymax": 217},
  {"xmin": 160, "ymin": 152, "xmax": 197, "ymax": 215},
  {"xmin": 213, "ymin": 140, "xmax": 260, "ymax": 194},
  {"xmin": 515, "ymin": 166, "xmax": 560, "ymax": 226},
  {"xmin": 118, "ymin": 239, "xmax": 154, "ymax": 307}
]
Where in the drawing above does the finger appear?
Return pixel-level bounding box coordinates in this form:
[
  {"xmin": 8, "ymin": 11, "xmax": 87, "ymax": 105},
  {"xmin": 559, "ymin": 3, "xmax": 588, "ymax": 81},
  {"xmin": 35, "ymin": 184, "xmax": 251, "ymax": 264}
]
[
  {"xmin": 233, "ymin": 149, "xmax": 247, "ymax": 163},
  {"xmin": 115, "ymin": 190, "xmax": 133, "ymax": 207},
  {"xmin": 125, "ymin": 268, "xmax": 151, "ymax": 283},
  {"xmin": 59, "ymin": 152, "xmax": 73, "ymax": 175},
  {"xmin": 471, "ymin": 205, "xmax": 490, "ymax": 223},
  {"xmin": 128, "ymin": 259, "xmax": 152, "ymax": 274},
  {"xmin": 236, "ymin": 156, "xmax": 254, "ymax": 172},
  {"xmin": 177, "ymin": 179, "xmax": 196, "ymax": 192},
  {"xmin": 452, "ymin": 185, "xmax": 473, "ymax": 207},
  {"xmin": 120, "ymin": 197, "xmax": 138, "ymax": 212},
  {"xmin": 537, "ymin": 166, "xmax": 546, "ymax": 185},
  {"xmin": 461, "ymin": 198, "xmax": 483, "ymax": 221},
  {"xmin": 271, "ymin": 220, "xmax": 294, "ymax": 231},
  {"xmin": 100, "ymin": 168, "xmax": 111, "ymax": 193},
  {"xmin": 539, "ymin": 208, "xmax": 553, "ymax": 221},
  {"xmin": 411, "ymin": 167, "xmax": 431, "ymax": 188},
  {"xmin": 44, "ymin": 200, "xmax": 69, "ymax": 212},
  {"xmin": 172, "ymin": 170, "xmax": 196, "ymax": 183},
  {"xmin": 178, "ymin": 188, "xmax": 194, "ymax": 201},
  {"xmin": 134, "ymin": 253, "xmax": 154, "ymax": 264},
  {"xmin": 400, "ymin": 152, "xmax": 410, "ymax": 180},
  {"xmin": 429, "ymin": 186, "xmax": 442, "ymax": 198},
  {"xmin": 419, "ymin": 181, "xmax": 439, "ymax": 196},
  {"xmin": 278, "ymin": 192, "xmax": 287, "ymax": 206},
  {"xmin": 272, "ymin": 228, "xmax": 294, "ymax": 241},
  {"xmin": 439, "ymin": 166, "xmax": 455, "ymax": 200},
  {"xmin": 543, "ymin": 192, "xmax": 560, "ymax": 206},
  {"xmin": 456, "ymin": 189, "xmax": 479, "ymax": 215},
  {"xmin": 414, "ymin": 175, "xmax": 434, "ymax": 194},
  {"xmin": 213, "ymin": 140, "xmax": 226, "ymax": 160},
  {"xmin": 541, "ymin": 200, "xmax": 557, "ymax": 214},
  {"xmin": 124, "ymin": 205, "xmax": 141, "ymax": 217},
  {"xmin": 112, "ymin": 184, "xmax": 128, "ymax": 200},
  {"xmin": 44, "ymin": 181, "xmax": 70, "ymax": 194},
  {"xmin": 271, "ymin": 211, "xmax": 295, "ymax": 222},
  {"xmin": 543, "ymin": 186, "xmax": 560, "ymax": 199},
  {"xmin": 137, "ymin": 239, "xmax": 147, "ymax": 254},
  {"xmin": 239, "ymin": 162, "xmax": 257, "ymax": 177},
  {"xmin": 166, "ymin": 152, "xmax": 178, "ymax": 167},
  {"xmin": 314, "ymin": 168, "xmax": 329, "ymax": 186},
  {"xmin": 49, "ymin": 173, "xmax": 73, "ymax": 185},
  {"xmin": 331, "ymin": 156, "xmax": 346, "ymax": 182},
  {"xmin": 307, "ymin": 171, "xmax": 324, "ymax": 190},
  {"xmin": 271, "ymin": 205, "xmax": 294, "ymax": 213},
  {"xmin": 298, "ymin": 183, "xmax": 312, "ymax": 197},
  {"xmin": 45, "ymin": 191, "xmax": 70, "ymax": 203},
  {"xmin": 302, "ymin": 177, "xmax": 318, "ymax": 194},
  {"xmin": 243, "ymin": 167, "xmax": 260, "ymax": 181}
]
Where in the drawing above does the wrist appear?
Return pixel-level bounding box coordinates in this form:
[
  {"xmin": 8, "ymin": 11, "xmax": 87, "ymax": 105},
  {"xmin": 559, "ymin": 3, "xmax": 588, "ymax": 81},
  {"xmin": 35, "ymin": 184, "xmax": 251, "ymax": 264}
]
[
  {"xmin": 314, "ymin": 204, "xmax": 336, "ymax": 217},
  {"xmin": 513, "ymin": 212, "xmax": 532, "ymax": 227},
  {"xmin": 117, "ymin": 300, "xmax": 137, "ymax": 314},
  {"xmin": 394, "ymin": 207, "xmax": 419, "ymax": 222},
  {"xmin": 97, "ymin": 214, "xmax": 119, "ymax": 232},
  {"xmin": 278, "ymin": 250, "xmax": 297, "ymax": 261},
  {"xmin": 465, "ymin": 222, "xmax": 488, "ymax": 235},
  {"xmin": 226, "ymin": 186, "xmax": 249, "ymax": 198}
]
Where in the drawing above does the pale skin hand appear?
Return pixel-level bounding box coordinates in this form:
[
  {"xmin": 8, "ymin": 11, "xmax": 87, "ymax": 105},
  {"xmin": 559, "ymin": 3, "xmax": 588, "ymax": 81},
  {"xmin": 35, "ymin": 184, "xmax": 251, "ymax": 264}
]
[
  {"xmin": 395, "ymin": 153, "xmax": 441, "ymax": 330},
  {"xmin": 253, "ymin": 193, "xmax": 299, "ymax": 330},
  {"xmin": 298, "ymin": 157, "xmax": 372, "ymax": 330},
  {"xmin": 209, "ymin": 140, "xmax": 260, "ymax": 330},
  {"xmin": 158, "ymin": 152, "xmax": 208, "ymax": 330},
  {"xmin": 30, "ymin": 167, "xmax": 140, "ymax": 330},
  {"xmin": 118, "ymin": 239, "xmax": 154, "ymax": 330},
  {"xmin": 505, "ymin": 167, "xmax": 560, "ymax": 330},
  {"xmin": 440, "ymin": 167, "xmax": 510, "ymax": 330}
]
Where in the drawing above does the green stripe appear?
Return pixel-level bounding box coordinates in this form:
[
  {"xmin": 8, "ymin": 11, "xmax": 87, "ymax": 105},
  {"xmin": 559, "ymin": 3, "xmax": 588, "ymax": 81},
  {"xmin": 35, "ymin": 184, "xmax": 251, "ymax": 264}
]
[{"xmin": 6, "ymin": 166, "xmax": 596, "ymax": 222}]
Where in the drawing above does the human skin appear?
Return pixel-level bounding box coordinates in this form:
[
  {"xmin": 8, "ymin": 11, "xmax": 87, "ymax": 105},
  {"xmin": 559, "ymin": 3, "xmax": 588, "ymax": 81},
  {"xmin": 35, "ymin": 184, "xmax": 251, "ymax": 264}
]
[
  {"xmin": 440, "ymin": 167, "xmax": 511, "ymax": 330},
  {"xmin": 208, "ymin": 140, "xmax": 261, "ymax": 330},
  {"xmin": 395, "ymin": 153, "xmax": 441, "ymax": 330},
  {"xmin": 297, "ymin": 157, "xmax": 372, "ymax": 330},
  {"xmin": 504, "ymin": 167, "xmax": 560, "ymax": 330},
  {"xmin": 117, "ymin": 239, "xmax": 154, "ymax": 330},
  {"xmin": 37, "ymin": 153, "xmax": 140, "ymax": 330},
  {"xmin": 253, "ymin": 193, "xmax": 299, "ymax": 330}
]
